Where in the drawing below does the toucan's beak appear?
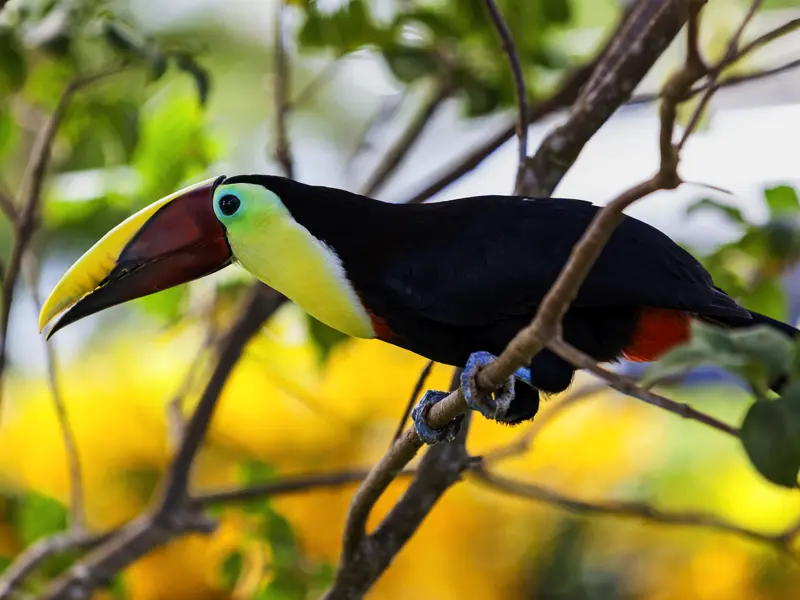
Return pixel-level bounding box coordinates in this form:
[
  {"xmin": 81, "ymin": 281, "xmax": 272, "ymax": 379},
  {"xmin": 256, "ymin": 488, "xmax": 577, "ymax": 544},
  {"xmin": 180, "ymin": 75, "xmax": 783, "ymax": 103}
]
[{"xmin": 39, "ymin": 175, "xmax": 232, "ymax": 339}]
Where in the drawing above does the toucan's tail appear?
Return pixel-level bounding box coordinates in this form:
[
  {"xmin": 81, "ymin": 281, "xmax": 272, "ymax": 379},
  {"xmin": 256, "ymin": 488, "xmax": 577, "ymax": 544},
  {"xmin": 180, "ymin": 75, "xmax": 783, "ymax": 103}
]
[{"xmin": 704, "ymin": 309, "xmax": 799, "ymax": 393}]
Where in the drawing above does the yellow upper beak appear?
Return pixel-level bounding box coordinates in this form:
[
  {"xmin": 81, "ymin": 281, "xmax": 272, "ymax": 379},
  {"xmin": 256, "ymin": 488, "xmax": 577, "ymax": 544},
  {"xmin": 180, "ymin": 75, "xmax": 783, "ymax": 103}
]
[{"xmin": 39, "ymin": 176, "xmax": 231, "ymax": 337}]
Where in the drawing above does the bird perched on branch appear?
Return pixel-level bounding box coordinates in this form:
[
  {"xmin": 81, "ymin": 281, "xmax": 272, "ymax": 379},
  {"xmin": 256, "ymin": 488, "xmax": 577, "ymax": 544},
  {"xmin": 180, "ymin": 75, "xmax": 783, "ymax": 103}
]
[{"xmin": 39, "ymin": 175, "xmax": 799, "ymax": 443}]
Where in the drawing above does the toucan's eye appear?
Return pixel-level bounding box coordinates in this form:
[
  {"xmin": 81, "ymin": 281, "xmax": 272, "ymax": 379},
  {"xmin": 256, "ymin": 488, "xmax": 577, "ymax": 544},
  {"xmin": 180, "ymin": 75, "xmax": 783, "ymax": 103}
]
[{"xmin": 218, "ymin": 194, "xmax": 241, "ymax": 216}]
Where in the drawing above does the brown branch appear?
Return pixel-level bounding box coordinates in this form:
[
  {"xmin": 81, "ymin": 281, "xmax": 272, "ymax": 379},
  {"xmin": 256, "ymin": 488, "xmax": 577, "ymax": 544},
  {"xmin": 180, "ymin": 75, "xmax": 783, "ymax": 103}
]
[
  {"xmin": 0, "ymin": 531, "xmax": 112, "ymax": 599},
  {"xmin": 678, "ymin": 0, "xmax": 763, "ymax": 150},
  {"xmin": 325, "ymin": 371, "xmax": 472, "ymax": 600},
  {"xmin": 41, "ymin": 285, "xmax": 282, "ymax": 599},
  {"xmin": 470, "ymin": 466, "xmax": 788, "ymax": 550},
  {"xmin": 192, "ymin": 468, "xmax": 417, "ymax": 507},
  {"xmin": 361, "ymin": 79, "xmax": 451, "ymax": 198},
  {"xmin": 548, "ymin": 338, "xmax": 739, "ymax": 437},
  {"xmin": 518, "ymin": 0, "xmax": 690, "ymax": 197},
  {"xmin": 274, "ymin": 0, "xmax": 294, "ymax": 179},
  {"xmin": 0, "ymin": 65, "xmax": 128, "ymax": 394},
  {"xmin": 23, "ymin": 257, "xmax": 85, "ymax": 530},
  {"xmin": 736, "ymin": 17, "xmax": 800, "ymax": 63},
  {"xmin": 482, "ymin": 0, "xmax": 528, "ymax": 193},
  {"xmin": 391, "ymin": 360, "xmax": 434, "ymax": 447}
]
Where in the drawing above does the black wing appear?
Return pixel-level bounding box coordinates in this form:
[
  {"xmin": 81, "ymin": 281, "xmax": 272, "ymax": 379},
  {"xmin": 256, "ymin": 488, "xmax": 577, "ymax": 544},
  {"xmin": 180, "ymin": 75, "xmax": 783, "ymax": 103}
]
[{"xmin": 349, "ymin": 195, "xmax": 750, "ymax": 327}]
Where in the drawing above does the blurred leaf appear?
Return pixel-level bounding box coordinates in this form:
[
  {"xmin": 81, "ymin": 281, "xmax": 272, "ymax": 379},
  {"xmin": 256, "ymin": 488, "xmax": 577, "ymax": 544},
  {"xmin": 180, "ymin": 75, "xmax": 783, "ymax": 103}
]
[
  {"xmin": 108, "ymin": 573, "xmax": 128, "ymax": 599},
  {"xmin": 382, "ymin": 45, "xmax": 438, "ymax": 83},
  {"xmin": 765, "ymin": 185, "xmax": 800, "ymax": 218},
  {"xmin": 307, "ymin": 315, "xmax": 349, "ymax": 363},
  {"xmin": 740, "ymin": 383, "xmax": 800, "ymax": 487},
  {"xmin": 642, "ymin": 323, "xmax": 792, "ymax": 392},
  {"xmin": 0, "ymin": 32, "xmax": 27, "ymax": 95},
  {"xmin": 175, "ymin": 54, "xmax": 211, "ymax": 107},
  {"xmin": 0, "ymin": 556, "xmax": 12, "ymax": 575},
  {"xmin": 137, "ymin": 285, "xmax": 186, "ymax": 325},
  {"xmin": 542, "ymin": 0, "xmax": 572, "ymax": 24},
  {"xmin": 461, "ymin": 76, "xmax": 502, "ymax": 117},
  {"xmin": 763, "ymin": 218, "xmax": 800, "ymax": 265},
  {"xmin": 11, "ymin": 491, "xmax": 67, "ymax": 546},
  {"xmin": 299, "ymin": 0, "xmax": 392, "ymax": 55},
  {"xmin": 242, "ymin": 461, "xmax": 278, "ymax": 486},
  {"xmin": 741, "ymin": 277, "xmax": 788, "ymax": 322},
  {"xmin": 103, "ymin": 20, "xmax": 144, "ymax": 55},
  {"xmin": 220, "ymin": 550, "xmax": 245, "ymax": 591},
  {"xmin": 0, "ymin": 111, "xmax": 17, "ymax": 158},
  {"xmin": 686, "ymin": 198, "xmax": 747, "ymax": 227}
]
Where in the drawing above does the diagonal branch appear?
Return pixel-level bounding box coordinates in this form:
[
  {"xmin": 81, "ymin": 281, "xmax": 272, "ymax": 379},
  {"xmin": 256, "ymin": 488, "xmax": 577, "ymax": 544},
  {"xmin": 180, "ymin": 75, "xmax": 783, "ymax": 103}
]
[
  {"xmin": 518, "ymin": 0, "xmax": 690, "ymax": 197},
  {"xmin": 391, "ymin": 360, "xmax": 434, "ymax": 447},
  {"xmin": 23, "ymin": 257, "xmax": 85, "ymax": 530},
  {"xmin": 470, "ymin": 466, "xmax": 789, "ymax": 550},
  {"xmin": 274, "ymin": 0, "xmax": 295, "ymax": 179},
  {"xmin": 41, "ymin": 285, "xmax": 282, "ymax": 599},
  {"xmin": 0, "ymin": 65, "xmax": 128, "ymax": 393},
  {"xmin": 482, "ymin": 0, "xmax": 528, "ymax": 193},
  {"xmin": 361, "ymin": 79, "xmax": 452, "ymax": 198}
]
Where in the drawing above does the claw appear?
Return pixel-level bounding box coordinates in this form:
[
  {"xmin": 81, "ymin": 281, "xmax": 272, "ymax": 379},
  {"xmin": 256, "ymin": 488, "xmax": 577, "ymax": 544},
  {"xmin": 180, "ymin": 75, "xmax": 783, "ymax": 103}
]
[
  {"xmin": 461, "ymin": 351, "xmax": 516, "ymax": 421},
  {"xmin": 411, "ymin": 390, "xmax": 464, "ymax": 444}
]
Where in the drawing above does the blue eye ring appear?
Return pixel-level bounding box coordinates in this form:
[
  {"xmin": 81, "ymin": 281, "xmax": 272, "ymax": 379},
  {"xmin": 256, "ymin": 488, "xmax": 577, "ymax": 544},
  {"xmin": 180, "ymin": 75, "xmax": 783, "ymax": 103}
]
[{"xmin": 218, "ymin": 193, "xmax": 241, "ymax": 216}]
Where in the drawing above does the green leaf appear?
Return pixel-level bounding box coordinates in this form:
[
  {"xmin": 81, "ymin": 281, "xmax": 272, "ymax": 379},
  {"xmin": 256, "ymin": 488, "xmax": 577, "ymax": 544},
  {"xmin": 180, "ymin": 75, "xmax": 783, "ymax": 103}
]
[
  {"xmin": 762, "ymin": 218, "xmax": 800, "ymax": 264},
  {"xmin": 12, "ymin": 492, "xmax": 68, "ymax": 546},
  {"xmin": 298, "ymin": 0, "xmax": 391, "ymax": 55},
  {"xmin": 0, "ymin": 32, "xmax": 27, "ymax": 95},
  {"xmin": 642, "ymin": 322, "xmax": 792, "ymax": 391},
  {"xmin": 740, "ymin": 383, "xmax": 800, "ymax": 487},
  {"xmin": 765, "ymin": 185, "xmax": 800, "ymax": 218},
  {"xmin": 382, "ymin": 45, "xmax": 438, "ymax": 83},
  {"xmin": 137, "ymin": 285, "xmax": 186, "ymax": 326},
  {"xmin": 740, "ymin": 277, "xmax": 788, "ymax": 322},
  {"xmin": 175, "ymin": 54, "xmax": 211, "ymax": 107},
  {"xmin": 220, "ymin": 550, "xmax": 244, "ymax": 591},
  {"xmin": 686, "ymin": 198, "xmax": 747, "ymax": 227},
  {"xmin": 461, "ymin": 77, "xmax": 503, "ymax": 117},
  {"xmin": 0, "ymin": 556, "xmax": 13, "ymax": 575},
  {"xmin": 241, "ymin": 461, "xmax": 278, "ymax": 486},
  {"xmin": 308, "ymin": 315, "xmax": 349, "ymax": 363},
  {"xmin": 542, "ymin": 0, "xmax": 572, "ymax": 24}
]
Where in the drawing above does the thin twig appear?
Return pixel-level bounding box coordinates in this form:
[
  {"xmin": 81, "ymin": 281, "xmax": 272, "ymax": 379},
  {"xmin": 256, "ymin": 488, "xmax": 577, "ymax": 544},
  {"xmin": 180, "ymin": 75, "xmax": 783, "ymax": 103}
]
[
  {"xmin": 736, "ymin": 17, "xmax": 800, "ymax": 63},
  {"xmin": 480, "ymin": 382, "xmax": 605, "ymax": 463},
  {"xmin": 42, "ymin": 286, "xmax": 282, "ymax": 599},
  {"xmin": 519, "ymin": 0, "xmax": 689, "ymax": 197},
  {"xmin": 547, "ymin": 338, "xmax": 739, "ymax": 437},
  {"xmin": 287, "ymin": 59, "xmax": 344, "ymax": 110},
  {"xmin": 470, "ymin": 465, "xmax": 787, "ymax": 550},
  {"xmin": 23, "ymin": 257, "xmax": 85, "ymax": 530},
  {"xmin": 274, "ymin": 0, "xmax": 294, "ymax": 179},
  {"xmin": 678, "ymin": 0, "xmax": 764, "ymax": 150},
  {"xmin": 0, "ymin": 531, "xmax": 112, "ymax": 599},
  {"xmin": 192, "ymin": 468, "xmax": 417, "ymax": 507},
  {"xmin": 390, "ymin": 360, "xmax": 434, "ymax": 447},
  {"xmin": 0, "ymin": 65, "xmax": 128, "ymax": 394},
  {"xmin": 361, "ymin": 79, "xmax": 451, "ymax": 198},
  {"xmin": 482, "ymin": 0, "xmax": 528, "ymax": 193}
]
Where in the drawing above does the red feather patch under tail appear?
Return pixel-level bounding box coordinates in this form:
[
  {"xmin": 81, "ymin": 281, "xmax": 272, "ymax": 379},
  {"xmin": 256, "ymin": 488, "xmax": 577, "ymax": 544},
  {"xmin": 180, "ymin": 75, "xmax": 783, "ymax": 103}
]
[{"xmin": 623, "ymin": 308, "xmax": 692, "ymax": 363}]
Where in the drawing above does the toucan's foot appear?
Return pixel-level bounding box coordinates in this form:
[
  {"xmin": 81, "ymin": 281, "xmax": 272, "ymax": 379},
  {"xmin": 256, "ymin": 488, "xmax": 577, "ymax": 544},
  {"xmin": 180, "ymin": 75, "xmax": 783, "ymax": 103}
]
[
  {"xmin": 411, "ymin": 390, "xmax": 464, "ymax": 444},
  {"xmin": 461, "ymin": 351, "xmax": 518, "ymax": 421}
]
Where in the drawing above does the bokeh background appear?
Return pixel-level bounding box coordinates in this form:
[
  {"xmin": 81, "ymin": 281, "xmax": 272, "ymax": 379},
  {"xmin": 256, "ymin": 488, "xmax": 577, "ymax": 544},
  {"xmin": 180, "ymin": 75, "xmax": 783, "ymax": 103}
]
[{"xmin": 1, "ymin": 0, "xmax": 800, "ymax": 598}]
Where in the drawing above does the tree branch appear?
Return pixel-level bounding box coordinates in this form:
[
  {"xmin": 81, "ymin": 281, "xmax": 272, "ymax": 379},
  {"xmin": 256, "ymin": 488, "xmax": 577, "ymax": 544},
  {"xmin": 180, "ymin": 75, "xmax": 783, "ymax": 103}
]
[
  {"xmin": 274, "ymin": 0, "xmax": 294, "ymax": 179},
  {"xmin": 391, "ymin": 360, "xmax": 434, "ymax": 447},
  {"xmin": 518, "ymin": 0, "xmax": 690, "ymax": 197},
  {"xmin": 482, "ymin": 0, "xmax": 528, "ymax": 193},
  {"xmin": 325, "ymin": 371, "xmax": 472, "ymax": 600},
  {"xmin": 41, "ymin": 285, "xmax": 282, "ymax": 599},
  {"xmin": 361, "ymin": 79, "xmax": 451, "ymax": 198},
  {"xmin": 23, "ymin": 257, "xmax": 85, "ymax": 530},
  {"xmin": 470, "ymin": 465, "xmax": 791, "ymax": 551},
  {"xmin": 0, "ymin": 65, "xmax": 128, "ymax": 394}
]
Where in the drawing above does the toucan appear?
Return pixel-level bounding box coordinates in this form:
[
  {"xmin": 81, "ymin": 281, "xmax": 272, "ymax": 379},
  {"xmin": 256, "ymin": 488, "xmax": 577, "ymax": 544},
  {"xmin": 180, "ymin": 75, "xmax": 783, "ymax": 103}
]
[{"xmin": 38, "ymin": 175, "xmax": 799, "ymax": 439}]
